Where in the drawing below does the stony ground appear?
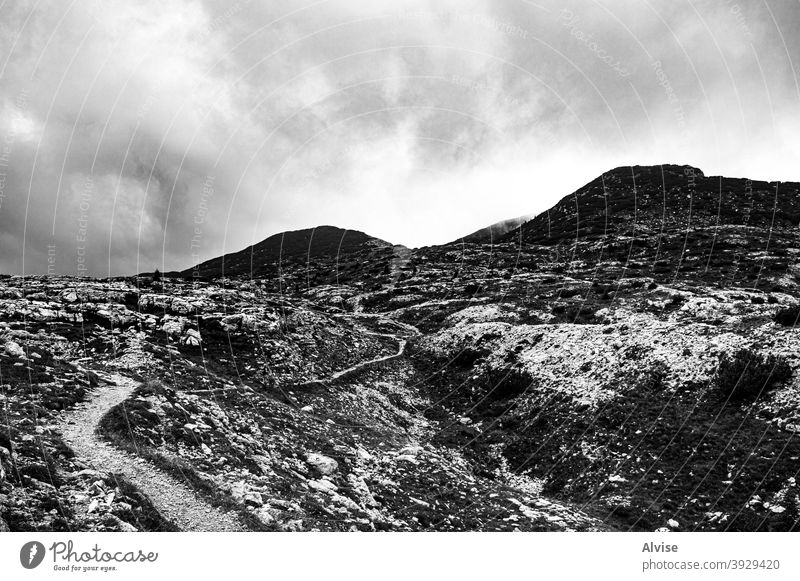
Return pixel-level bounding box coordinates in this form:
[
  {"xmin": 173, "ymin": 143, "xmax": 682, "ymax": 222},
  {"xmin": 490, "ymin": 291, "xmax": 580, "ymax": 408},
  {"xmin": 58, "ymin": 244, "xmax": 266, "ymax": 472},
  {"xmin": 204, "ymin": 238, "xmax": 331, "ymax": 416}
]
[{"xmin": 2, "ymin": 237, "xmax": 800, "ymax": 532}]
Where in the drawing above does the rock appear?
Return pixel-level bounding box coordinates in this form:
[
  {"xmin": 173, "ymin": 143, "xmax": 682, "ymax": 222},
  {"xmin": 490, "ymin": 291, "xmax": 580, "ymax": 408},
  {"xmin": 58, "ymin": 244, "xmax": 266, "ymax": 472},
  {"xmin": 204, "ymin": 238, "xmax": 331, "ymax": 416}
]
[
  {"xmin": 306, "ymin": 452, "xmax": 338, "ymax": 476},
  {"xmin": 254, "ymin": 507, "xmax": 275, "ymax": 525},
  {"xmin": 346, "ymin": 474, "xmax": 378, "ymax": 507},
  {"xmin": 61, "ymin": 291, "xmax": 78, "ymax": 303},
  {"xmin": 280, "ymin": 519, "xmax": 304, "ymax": 532},
  {"xmin": 104, "ymin": 513, "xmax": 137, "ymax": 532},
  {"xmin": 300, "ymin": 405, "xmax": 313, "ymax": 412},
  {"xmin": 308, "ymin": 479, "xmax": 338, "ymax": 493},
  {"xmin": 200, "ymin": 443, "xmax": 212, "ymax": 456},
  {"xmin": 4, "ymin": 341, "xmax": 24, "ymax": 358},
  {"xmin": 398, "ymin": 445, "xmax": 423, "ymax": 457},
  {"xmin": 182, "ymin": 329, "xmax": 202, "ymax": 347},
  {"xmin": 356, "ymin": 447, "xmax": 374, "ymax": 462},
  {"xmin": 66, "ymin": 469, "xmax": 104, "ymax": 480},
  {"xmin": 667, "ymin": 519, "xmax": 680, "ymax": 529},
  {"xmin": 243, "ymin": 492, "xmax": 264, "ymax": 507},
  {"xmin": 161, "ymin": 316, "xmax": 187, "ymax": 338}
]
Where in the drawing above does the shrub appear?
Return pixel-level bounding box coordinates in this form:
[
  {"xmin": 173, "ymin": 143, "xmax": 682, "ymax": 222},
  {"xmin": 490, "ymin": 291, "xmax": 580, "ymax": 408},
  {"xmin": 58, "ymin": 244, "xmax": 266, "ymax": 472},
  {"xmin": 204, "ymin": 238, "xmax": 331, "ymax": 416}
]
[
  {"xmin": 484, "ymin": 367, "xmax": 533, "ymax": 400},
  {"xmin": 551, "ymin": 304, "xmax": 598, "ymax": 324},
  {"xmin": 715, "ymin": 348, "xmax": 793, "ymax": 401},
  {"xmin": 774, "ymin": 304, "xmax": 800, "ymax": 327}
]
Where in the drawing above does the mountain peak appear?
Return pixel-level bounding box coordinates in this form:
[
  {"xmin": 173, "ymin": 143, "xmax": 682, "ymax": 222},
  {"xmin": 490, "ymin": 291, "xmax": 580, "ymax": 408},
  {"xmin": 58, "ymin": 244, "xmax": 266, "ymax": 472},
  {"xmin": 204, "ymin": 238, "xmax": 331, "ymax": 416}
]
[
  {"xmin": 183, "ymin": 225, "xmax": 394, "ymax": 279},
  {"xmin": 603, "ymin": 164, "xmax": 704, "ymax": 179},
  {"xmin": 501, "ymin": 164, "xmax": 799, "ymax": 247}
]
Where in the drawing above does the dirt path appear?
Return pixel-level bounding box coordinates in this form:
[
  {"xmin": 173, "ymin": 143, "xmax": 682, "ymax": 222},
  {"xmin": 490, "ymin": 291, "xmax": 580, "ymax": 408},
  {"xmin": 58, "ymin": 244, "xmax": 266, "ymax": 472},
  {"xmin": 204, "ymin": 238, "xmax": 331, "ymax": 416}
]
[
  {"xmin": 59, "ymin": 373, "xmax": 246, "ymax": 532},
  {"xmin": 299, "ymin": 336, "xmax": 407, "ymax": 389}
]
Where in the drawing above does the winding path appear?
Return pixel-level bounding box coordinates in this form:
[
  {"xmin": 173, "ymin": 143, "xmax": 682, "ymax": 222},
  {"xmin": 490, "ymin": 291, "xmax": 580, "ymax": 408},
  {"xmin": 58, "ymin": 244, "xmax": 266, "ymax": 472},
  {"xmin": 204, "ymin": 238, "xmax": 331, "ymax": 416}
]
[
  {"xmin": 298, "ymin": 333, "xmax": 408, "ymax": 389},
  {"xmin": 59, "ymin": 373, "xmax": 246, "ymax": 532}
]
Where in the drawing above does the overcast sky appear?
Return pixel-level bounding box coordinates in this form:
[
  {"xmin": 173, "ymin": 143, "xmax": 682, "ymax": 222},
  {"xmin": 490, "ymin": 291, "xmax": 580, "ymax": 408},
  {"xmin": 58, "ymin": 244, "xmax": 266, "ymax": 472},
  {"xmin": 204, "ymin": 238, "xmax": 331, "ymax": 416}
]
[{"xmin": 1, "ymin": 0, "xmax": 799, "ymax": 276}]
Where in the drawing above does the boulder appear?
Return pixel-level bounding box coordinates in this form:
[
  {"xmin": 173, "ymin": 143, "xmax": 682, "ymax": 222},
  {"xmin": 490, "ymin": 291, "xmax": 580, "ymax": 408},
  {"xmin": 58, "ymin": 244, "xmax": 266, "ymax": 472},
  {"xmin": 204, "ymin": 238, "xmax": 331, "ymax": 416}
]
[
  {"xmin": 161, "ymin": 316, "xmax": 187, "ymax": 338},
  {"xmin": 308, "ymin": 479, "xmax": 337, "ymax": 493},
  {"xmin": 243, "ymin": 492, "xmax": 264, "ymax": 507},
  {"xmin": 306, "ymin": 452, "xmax": 338, "ymax": 476},
  {"xmin": 181, "ymin": 329, "xmax": 202, "ymax": 347},
  {"xmin": 3, "ymin": 341, "xmax": 24, "ymax": 358}
]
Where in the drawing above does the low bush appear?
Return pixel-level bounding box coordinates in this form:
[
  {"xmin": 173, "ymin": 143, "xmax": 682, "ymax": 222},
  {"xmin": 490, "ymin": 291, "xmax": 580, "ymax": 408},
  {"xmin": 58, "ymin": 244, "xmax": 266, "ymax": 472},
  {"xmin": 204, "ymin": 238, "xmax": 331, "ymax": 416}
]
[
  {"xmin": 715, "ymin": 348, "xmax": 793, "ymax": 401},
  {"xmin": 774, "ymin": 304, "xmax": 800, "ymax": 327}
]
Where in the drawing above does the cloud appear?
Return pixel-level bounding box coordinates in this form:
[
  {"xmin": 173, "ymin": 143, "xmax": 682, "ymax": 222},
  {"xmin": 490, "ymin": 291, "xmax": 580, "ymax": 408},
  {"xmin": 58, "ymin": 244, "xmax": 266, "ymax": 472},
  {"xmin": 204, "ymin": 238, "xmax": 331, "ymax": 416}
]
[{"xmin": 0, "ymin": 0, "xmax": 798, "ymax": 275}]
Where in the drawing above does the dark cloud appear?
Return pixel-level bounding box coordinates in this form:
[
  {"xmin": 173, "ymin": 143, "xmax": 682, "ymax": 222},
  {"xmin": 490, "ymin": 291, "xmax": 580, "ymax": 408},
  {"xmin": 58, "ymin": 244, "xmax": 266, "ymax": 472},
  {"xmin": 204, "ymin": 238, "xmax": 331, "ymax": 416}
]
[{"xmin": 0, "ymin": 0, "xmax": 798, "ymax": 275}]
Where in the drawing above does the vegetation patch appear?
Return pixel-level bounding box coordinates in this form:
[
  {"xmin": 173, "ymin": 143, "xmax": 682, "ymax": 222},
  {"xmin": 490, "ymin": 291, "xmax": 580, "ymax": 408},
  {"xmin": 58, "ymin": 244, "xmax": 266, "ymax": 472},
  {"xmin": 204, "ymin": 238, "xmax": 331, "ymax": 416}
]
[{"xmin": 715, "ymin": 348, "xmax": 793, "ymax": 401}]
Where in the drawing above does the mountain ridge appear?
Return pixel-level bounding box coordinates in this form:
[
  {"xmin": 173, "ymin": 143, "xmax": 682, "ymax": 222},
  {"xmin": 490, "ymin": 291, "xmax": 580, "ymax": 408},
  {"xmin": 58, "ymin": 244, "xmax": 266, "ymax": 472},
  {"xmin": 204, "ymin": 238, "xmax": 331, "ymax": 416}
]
[{"xmin": 183, "ymin": 225, "xmax": 395, "ymax": 279}]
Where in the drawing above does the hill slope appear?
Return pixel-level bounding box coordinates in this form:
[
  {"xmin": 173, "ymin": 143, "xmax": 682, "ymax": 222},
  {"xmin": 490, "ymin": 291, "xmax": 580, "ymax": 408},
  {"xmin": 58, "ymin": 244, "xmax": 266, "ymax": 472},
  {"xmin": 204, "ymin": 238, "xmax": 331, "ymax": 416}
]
[
  {"xmin": 494, "ymin": 164, "xmax": 800, "ymax": 287},
  {"xmin": 184, "ymin": 225, "xmax": 395, "ymax": 280},
  {"xmin": 505, "ymin": 164, "xmax": 800, "ymax": 242}
]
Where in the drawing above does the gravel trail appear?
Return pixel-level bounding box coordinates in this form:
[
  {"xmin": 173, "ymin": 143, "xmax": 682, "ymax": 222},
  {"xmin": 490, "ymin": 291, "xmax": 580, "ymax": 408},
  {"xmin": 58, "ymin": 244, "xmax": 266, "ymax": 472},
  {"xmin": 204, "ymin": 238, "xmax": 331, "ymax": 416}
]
[{"xmin": 59, "ymin": 373, "xmax": 246, "ymax": 532}]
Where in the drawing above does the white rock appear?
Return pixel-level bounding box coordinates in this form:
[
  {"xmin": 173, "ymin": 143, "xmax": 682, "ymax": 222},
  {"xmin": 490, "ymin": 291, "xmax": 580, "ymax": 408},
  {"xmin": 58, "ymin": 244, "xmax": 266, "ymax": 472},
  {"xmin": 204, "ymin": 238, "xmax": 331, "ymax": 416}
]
[
  {"xmin": 306, "ymin": 452, "xmax": 338, "ymax": 475},
  {"xmin": 308, "ymin": 479, "xmax": 338, "ymax": 493},
  {"xmin": 667, "ymin": 519, "xmax": 680, "ymax": 529},
  {"xmin": 61, "ymin": 291, "xmax": 79, "ymax": 303},
  {"xmin": 3, "ymin": 341, "xmax": 24, "ymax": 358},
  {"xmin": 161, "ymin": 315, "xmax": 187, "ymax": 338},
  {"xmin": 356, "ymin": 447, "xmax": 374, "ymax": 462},
  {"xmin": 254, "ymin": 507, "xmax": 275, "ymax": 525},
  {"xmin": 398, "ymin": 445, "xmax": 423, "ymax": 457},
  {"xmin": 182, "ymin": 328, "xmax": 202, "ymax": 346},
  {"xmin": 243, "ymin": 492, "xmax": 263, "ymax": 507}
]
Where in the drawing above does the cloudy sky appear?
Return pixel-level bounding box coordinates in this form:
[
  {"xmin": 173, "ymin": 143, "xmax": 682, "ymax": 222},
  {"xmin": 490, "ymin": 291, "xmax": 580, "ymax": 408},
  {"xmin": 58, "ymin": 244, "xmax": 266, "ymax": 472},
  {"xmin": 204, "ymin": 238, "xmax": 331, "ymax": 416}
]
[{"xmin": 1, "ymin": 0, "xmax": 799, "ymax": 275}]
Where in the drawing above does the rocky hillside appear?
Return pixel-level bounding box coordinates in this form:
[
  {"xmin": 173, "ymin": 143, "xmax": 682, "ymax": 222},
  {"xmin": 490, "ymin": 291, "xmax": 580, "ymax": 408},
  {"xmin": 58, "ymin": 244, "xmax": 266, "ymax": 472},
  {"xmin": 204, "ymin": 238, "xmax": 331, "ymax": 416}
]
[
  {"xmin": 499, "ymin": 164, "xmax": 800, "ymax": 287},
  {"xmin": 3, "ymin": 164, "xmax": 800, "ymax": 532},
  {"xmin": 184, "ymin": 225, "xmax": 397, "ymax": 283}
]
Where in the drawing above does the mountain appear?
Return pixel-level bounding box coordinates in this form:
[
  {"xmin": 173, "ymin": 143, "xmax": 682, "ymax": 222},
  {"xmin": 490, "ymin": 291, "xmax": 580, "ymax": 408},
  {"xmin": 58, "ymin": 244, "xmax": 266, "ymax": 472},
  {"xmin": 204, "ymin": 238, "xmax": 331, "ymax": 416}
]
[
  {"xmin": 503, "ymin": 164, "xmax": 800, "ymax": 243},
  {"xmin": 494, "ymin": 164, "xmax": 800, "ymax": 286},
  {"xmin": 183, "ymin": 225, "xmax": 395, "ymax": 280}
]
